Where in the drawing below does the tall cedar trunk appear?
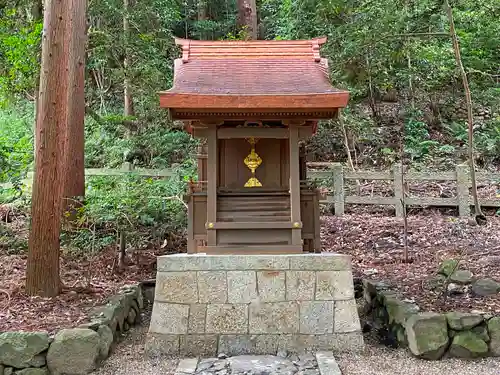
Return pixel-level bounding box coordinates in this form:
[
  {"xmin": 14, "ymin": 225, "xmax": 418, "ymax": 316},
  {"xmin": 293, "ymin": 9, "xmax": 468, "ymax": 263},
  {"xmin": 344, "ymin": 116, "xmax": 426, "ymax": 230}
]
[
  {"xmin": 32, "ymin": 0, "xmax": 43, "ymax": 159},
  {"xmin": 26, "ymin": 0, "xmax": 70, "ymax": 297},
  {"xmin": 237, "ymin": 0, "xmax": 257, "ymax": 40},
  {"xmin": 123, "ymin": 0, "xmax": 134, "ymax": 117},
  {"xmin": 62, "ymin": 0, "xmax": 87, "ymax": 213},
  {"xmin": 197, "ymin": 0, "xmax": 208, "ymax": 40}
]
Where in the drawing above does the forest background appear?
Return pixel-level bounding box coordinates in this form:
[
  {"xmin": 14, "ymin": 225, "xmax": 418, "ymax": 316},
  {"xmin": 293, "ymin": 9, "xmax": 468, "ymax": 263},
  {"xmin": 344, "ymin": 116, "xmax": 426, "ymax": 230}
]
[{"xmin": 0, "ymin": 0, "xmax": 499, "ymax": 256}]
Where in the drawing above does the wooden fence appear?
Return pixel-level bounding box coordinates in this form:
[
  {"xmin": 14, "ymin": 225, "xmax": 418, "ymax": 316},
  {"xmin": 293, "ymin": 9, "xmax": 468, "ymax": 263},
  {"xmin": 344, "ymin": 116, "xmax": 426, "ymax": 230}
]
[
  {"xmin": 308, "ymin": 163, "xmax": 500, "ymax": 217},
  {"xmin": 2, "ymin": 162, "xmax": 499, "ymax": 217}
]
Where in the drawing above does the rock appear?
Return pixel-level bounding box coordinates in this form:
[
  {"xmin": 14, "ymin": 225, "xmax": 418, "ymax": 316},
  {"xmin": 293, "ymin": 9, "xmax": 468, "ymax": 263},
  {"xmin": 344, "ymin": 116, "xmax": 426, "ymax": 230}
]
[
  {"xmin": 218, "ymin": 353, "xmax": 227, "ymax": 359},
  {"xmin": 277, "ymin": 350, "xmax": 288, "ymax": 358},
  {"xmin": 450, "ymin": 270, "xmax": 473, "ymax": 284},
  {"xmin": 14, "ymin": 368, "xmax": 49, "ymax": 375},
  {"xmin": 446, "ymin": 312, "xmax": 483, "ymax": 330},
  {"xmin": 478, "ymin": 256, "xmax": 500, "ymax": 266},
  {"xmin": 97, "ymin": 325, "xmax": 114, "ymax": 358},
  {"xmin": 127, "ymin": 308, "xmax": 137, "ymax": 325},
  {"xmin": 449, "ymin": 331, "xmax": 488, "ymax": 358},
  {"xmin": 447, "ymin": 283, "xmax": 465, "ymax": 295},
  {"xmin": 47, "ymin": 328, "xmax": 100, "ymax": 374},
  {"xmin": 0, "ymin": 332, "xmax": 50, "ymax": 368},
  {"xmin": 0, "ymin": 365, "xmax": 4, "ymax": 374},
  {"xmin": 405, "ymin": 313, "xmax": 449, "ymax": 360},
  {"xmin": 438, "ymin": 259, "xmax": 459, "ymax": 277},
  {"xmin": 488, "ymin": 317, "xmax": 500, "ymax": 356},
  {"xmin": 472, "ymin": 278, "xmax": 500, "ymax": 296},
  {"xmin": 471, "ymin": 325, "xmax": 490, "ymax": 342},
  {"xmin": 363, "ymin": 268, "xmax": 379, "ymax": 276},
  {"xmin": 385, "ymin": 297, "xmax": 420, "ymax": 326},
  {"xmin": 228, "ymin": 355, "xmax": 297, "ymax": 374},
  {"xmin": 4, "ymin": 368, "xmax": 14, "ymax": 375}
]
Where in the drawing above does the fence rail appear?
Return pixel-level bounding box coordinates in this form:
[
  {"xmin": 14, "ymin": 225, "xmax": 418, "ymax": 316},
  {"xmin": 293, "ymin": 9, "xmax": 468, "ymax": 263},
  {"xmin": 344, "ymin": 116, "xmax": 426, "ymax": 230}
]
[
  {"xmin": 308, "ymin": 163, "xmax": 500, "ymax": 217},
  {"xmin": 2, "ymin": 162, "xmax": 499, "ymax": 217}
]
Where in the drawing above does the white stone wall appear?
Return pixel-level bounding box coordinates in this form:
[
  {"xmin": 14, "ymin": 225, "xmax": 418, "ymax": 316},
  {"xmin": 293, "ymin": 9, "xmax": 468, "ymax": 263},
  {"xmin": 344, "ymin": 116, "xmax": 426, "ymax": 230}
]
[{"xmin": 146, "ymin": 254, "xmax": 363, "ymax": 357}]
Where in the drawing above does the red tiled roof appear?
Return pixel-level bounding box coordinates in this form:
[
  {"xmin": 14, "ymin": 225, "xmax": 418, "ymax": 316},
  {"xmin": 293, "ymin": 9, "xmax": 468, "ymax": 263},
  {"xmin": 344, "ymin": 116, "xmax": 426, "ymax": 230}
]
[{"xmin": 159, "ymin": 38, "xmax": 349, "ymax": 113}]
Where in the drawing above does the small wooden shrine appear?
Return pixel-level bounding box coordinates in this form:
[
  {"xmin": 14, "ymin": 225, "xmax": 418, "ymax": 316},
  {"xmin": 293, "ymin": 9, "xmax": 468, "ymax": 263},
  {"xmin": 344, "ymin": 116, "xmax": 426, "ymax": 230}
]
[{"xmin": 160, "ymin": 37, "xmax": 349, "ymax": 254}]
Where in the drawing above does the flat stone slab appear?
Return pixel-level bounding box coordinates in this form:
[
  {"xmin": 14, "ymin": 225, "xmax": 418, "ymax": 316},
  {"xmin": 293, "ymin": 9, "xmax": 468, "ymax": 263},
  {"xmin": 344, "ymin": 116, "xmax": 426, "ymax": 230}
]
[{"xmin": 176, "ymin": 354, "xmax": 325, "ymax": 374}]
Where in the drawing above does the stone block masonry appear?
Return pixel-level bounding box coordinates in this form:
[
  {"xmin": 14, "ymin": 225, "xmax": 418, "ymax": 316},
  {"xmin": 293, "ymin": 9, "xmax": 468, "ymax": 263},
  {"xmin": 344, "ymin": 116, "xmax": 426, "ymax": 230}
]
[{"xmin": 146, "ymin": 254, "xmax": 363, "ymax": 357}]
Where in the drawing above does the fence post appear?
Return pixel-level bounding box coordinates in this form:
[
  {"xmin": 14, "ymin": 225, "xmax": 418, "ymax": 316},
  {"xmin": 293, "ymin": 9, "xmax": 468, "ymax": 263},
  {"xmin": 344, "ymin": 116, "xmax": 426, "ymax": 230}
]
[
  {"xmin": 456, "ymin": 164, "xmax": 470, "ymax": 217},
  {"xmin": 332, "ymin": 163, "xmax": 344, "ymax": 216},
  {"xmin": 121, "ymin": 162, "xmax": 133, "ymax": 171},
  {"xmin": 393, "ymin": 164, "xmax": 404, "ymax": 218}
]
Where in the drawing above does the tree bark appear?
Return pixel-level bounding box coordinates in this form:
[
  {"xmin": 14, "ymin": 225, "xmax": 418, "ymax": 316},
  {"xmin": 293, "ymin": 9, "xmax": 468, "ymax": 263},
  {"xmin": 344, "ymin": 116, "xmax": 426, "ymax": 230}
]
[
  {"xmin": 237, "ymin": 0, "xmax": 257, "ymax": 40},
  {"xmin": 62, "ymin": 0, "xmax": 87, "ymax": 214},
  {"xmin": 197, "ymin": 0, "xmax": 208, "ymax": 40},
  {"xmin": 445, "ymin": 0, "xmax": 485, "ymax": 224},
  {"xmin": 123, "ymin": 0, "xmax": 134, "ymax": 117},
  {"xmin": 26, "ymin": 0, "xmax": 70, "ymax": 297},
  {"xmin": 32, "ymin": 0, "xmax": 43, "ymax": 161}
]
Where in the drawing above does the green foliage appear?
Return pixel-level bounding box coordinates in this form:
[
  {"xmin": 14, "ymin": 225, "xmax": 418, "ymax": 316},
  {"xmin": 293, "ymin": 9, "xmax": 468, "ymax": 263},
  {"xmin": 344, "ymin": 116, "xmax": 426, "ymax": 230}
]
[
  {"xmin": 63, "ymin": 162, "xmax": 195, "ymax": 254},
  {"xmin": 0, "ymin": 7, "xmax": 42, "ymax": 105},
  {"xmin": 404, "ymin": 109, "xmax": 439, "ymax": 161},
  {"xmin": 0, "ymin": 103, "xmax": 34, "ymax": 201}
]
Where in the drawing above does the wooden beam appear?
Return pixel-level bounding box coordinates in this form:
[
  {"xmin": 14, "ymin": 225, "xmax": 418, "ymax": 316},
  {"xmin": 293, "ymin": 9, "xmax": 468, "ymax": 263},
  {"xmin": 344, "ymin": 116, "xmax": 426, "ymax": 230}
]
[
  {"xmin": 289, "ymin": 125, "xmax": 302, "ymax": 246},
  {"xmin": 206, "ymin": 126, "xmax": 217, "ymax": 246},
  {"xmin": 207, "ymin": 221, "xmax": 300, "ymax": 230}
]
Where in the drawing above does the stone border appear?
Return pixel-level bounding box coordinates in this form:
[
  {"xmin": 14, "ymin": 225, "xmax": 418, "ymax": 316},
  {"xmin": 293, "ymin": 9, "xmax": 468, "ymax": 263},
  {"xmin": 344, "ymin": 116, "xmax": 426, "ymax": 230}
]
[
  {"xmin": 0, "ymin": 284, "xmax": 148, "ymax": 375},
  {"xmin": 173, "ymin": 352, "xmax": 343, "ymax": 374},
  {"xmin": 362, "ymin": 279, "xmax": 500, "ymax": 360}
]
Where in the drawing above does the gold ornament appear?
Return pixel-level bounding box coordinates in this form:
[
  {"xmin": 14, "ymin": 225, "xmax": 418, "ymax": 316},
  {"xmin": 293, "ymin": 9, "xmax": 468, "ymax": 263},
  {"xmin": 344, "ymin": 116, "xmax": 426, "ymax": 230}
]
[{"xmin": 244, "ymin": 137, "xmax": 262, "ymax": 187}]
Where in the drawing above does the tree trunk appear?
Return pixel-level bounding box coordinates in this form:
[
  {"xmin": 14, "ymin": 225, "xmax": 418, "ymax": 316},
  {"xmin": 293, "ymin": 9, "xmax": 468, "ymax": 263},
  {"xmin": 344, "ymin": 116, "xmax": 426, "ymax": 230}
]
[
  {"xmin": 32, "ymin": 0, "xmax": 43, "ymax": 160},
  {"xmin": 26, "ymin": 0, "xmax": 70, "ymax": 297},
  {"xmin": 62, "ymin": 0, "xmax": 87, "ymax": 214},
  {"xmin": 237, "ymin": 0, "xmax": 257, "ymax": 40},
  {"xmin": 123, "ymin": 0, "xmax": 134, "ymax": 117},
  {"xmin": 197, "ymin": 0, "xmax": 208, "ymax": 40},
  {"xmin": 445, "ymin": 0, "xmax": 485, "ymax": 224}
]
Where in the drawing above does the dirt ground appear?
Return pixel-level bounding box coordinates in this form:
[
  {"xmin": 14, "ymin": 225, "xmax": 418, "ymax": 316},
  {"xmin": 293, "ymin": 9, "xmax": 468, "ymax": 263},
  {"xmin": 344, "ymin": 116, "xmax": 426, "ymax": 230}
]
[
  {"xmin": 1, "ymin": 210, "xmax": 499, "ymax": 332},
  {"xmin": 322, "ymin": 213, "xmax": 500, "ymax": 313}
]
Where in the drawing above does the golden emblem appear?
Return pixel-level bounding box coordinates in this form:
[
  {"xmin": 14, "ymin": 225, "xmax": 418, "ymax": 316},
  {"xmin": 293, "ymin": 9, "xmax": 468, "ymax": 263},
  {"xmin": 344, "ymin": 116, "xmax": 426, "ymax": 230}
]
[{"xmin": 244, "ymin": 137, "xmax": 262, "ymax": 187}]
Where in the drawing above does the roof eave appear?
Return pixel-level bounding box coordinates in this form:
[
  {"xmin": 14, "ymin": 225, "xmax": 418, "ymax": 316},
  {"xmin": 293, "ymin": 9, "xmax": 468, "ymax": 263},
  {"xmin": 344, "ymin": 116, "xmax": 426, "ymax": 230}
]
[{"xmin": 159, "ymin": 92, "xmax": 349, "ymax": 110}]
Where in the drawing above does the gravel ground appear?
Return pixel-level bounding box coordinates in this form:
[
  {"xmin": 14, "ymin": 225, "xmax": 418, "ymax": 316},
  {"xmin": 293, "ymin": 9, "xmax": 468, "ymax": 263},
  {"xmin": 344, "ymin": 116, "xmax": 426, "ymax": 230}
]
[
  {"xmin": 94, "ymin": 324, "xmax": 500, "ymax": 375},
  {"xmin": 93, "ymin": 313, "xmax": 179, "ymax": 375},
  {"xmin": 336, "ymin": 344, "xmax": 500, "ymax": 375}
]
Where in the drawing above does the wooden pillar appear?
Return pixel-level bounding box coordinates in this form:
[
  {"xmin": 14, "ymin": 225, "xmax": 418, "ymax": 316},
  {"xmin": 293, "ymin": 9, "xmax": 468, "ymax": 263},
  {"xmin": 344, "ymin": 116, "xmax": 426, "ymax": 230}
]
[
  {"xmin": 289, "ymin": 124, "xmax": 302, "ymax": 246},
  {"xmin": 206, "ymin": 126, "xmax": 218, "ymax": 246}
]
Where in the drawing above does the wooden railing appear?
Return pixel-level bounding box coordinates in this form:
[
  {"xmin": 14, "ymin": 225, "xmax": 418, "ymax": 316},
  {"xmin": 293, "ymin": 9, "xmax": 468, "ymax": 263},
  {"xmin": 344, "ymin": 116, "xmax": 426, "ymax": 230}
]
[
  {"xmin": 2, "ymin": 162, "xmax": 499, "ymax": 217},
  {"xmin": 307, "ymin": 163, "xmax": 500, "ymax": 217}
]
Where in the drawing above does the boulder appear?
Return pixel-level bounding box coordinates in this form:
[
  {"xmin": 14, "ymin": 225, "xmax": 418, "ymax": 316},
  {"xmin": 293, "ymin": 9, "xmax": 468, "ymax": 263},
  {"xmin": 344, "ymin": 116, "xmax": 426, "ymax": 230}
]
[
  {"xmin": 472, "ymin": 278, "xmax": 500, "ymax": 296},
  {"xmin": 14, "ymin": 368, "xmax": 49, "ymax": 375},
  {"xmin": 449, "ymin": 331, "xmax": 488, "ymax": 358},
  {"xmin": 450, "ymin": 270, "xmax": 473, "ymax": 284},
  {"xmin": 488, "ymin": 317, "xmax": 500, "ymax": 356},
  {"xmin": 438, "ymin": 259, "xmax": 458, "ymax": 277},
  {"xmin": 127, "ymin": 308, "xmax": 137, "ymax": 325},
  {"xmin": 0, "ymin": 332, "xmax": 50, "ymax": 368},
  {"xmin": 4, "ymin": 368, "xmax": 14, "ymax": 375},
  {"xmin": 47, "ymin": 329, "xmax": 100, "ymax": 374},
  {"xmin": 405, "ymin": 313, "xmax": 449, "ymax": 360},
  {"xmin": 471, "ymin": 325, "xmax": 490, "ymax": 342},
  {"xmin": 384, "ymin": 295, "xmax": 420, "ymax": 325},
  {"xmin": 446, "ymin": 312, "xmax": 483, "ymax": 330},
  {"xmin": 97, "ymin": 325, "xmax": 114, "ymax": 359}
]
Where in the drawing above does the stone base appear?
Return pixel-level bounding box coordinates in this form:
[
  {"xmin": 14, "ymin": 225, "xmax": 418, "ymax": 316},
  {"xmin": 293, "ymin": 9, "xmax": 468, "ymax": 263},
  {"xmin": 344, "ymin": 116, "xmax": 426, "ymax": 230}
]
[{"xmin": 146, "ymin": 253, "xmax": 363, "ymax": 357}]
